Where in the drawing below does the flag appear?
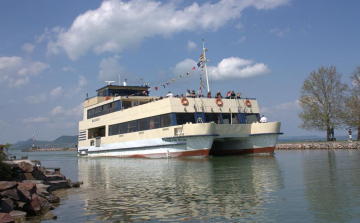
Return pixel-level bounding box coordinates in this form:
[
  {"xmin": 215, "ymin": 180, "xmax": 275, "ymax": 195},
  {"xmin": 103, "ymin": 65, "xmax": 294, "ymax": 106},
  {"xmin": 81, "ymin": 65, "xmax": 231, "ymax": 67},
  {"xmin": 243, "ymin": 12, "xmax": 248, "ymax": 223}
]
[
  {"xmin": 166, "ymin": 81, "xmax": 170, "ymax": 85},
  {"xmin": 199, "ymin": 73, "xmax": 202, "ymax": 76},
  {"xmin": 186, "ymin": 72, "xmax": 189, "ymax": 76},
  {"xmin": 192, "ymin": 67, "xmax": 195, "ymax": 70},
  {"xmin": 178, "ymin": 75, "xmax": 182, "ymax": 78},
  {"xmin": 199, "ymin": 87, "xmax": 202, "ymax": 94},
  {"xmin": 161, "ymin": 84, "xmax": 165, "ymax": 88},
  {"xmin": 200, "ymin": 54, "xmax": 203, "ymax": 59},
  {"xmin": 155, "ymin": 87, "xmax": 158, "ymax": 90},
  {"xmin": 200, "ymin": 83, "xmax": 205, "ymax": 89},
  {"xmin": 197, "ymin": 62, "xmax": 201, "ymax": 67}
]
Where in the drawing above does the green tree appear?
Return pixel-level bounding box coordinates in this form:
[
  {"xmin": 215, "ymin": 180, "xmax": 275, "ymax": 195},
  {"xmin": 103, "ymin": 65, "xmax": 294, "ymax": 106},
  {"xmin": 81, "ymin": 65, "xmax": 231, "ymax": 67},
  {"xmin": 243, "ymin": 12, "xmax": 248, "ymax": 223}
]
[
  {"xmin": 298, "ymin": 66, "xmax": 348, "ymax": 141},
  {"xmin": 0, "ymin": 143, "xmax": 12, "ymax": 181},
  {"xmin": 344, "ymin": 66, "xmax": 360, "ymax": 140}
]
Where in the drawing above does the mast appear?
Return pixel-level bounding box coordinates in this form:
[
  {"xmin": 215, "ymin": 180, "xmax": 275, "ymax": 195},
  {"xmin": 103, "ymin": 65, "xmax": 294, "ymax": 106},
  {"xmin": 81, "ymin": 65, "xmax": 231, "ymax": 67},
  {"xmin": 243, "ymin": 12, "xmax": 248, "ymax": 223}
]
[
  {"xmin": 201, "ymin": 38, "xmax": 212, "ymax": 93},
  {"xmin": 32, "ymin": 131, "xmax": 35, "ymax": 147}
]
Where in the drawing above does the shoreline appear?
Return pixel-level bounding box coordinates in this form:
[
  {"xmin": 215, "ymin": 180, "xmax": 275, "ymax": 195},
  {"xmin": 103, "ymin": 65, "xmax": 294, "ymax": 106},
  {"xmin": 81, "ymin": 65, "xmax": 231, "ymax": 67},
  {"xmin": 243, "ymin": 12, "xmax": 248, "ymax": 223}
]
[
  {"xmin": 21, "ymin": 148, "xmax": 77, "ymax": 152},
  {"xmin": 276, "ymin": 141, "xmax": 359, "ymax": 150}
]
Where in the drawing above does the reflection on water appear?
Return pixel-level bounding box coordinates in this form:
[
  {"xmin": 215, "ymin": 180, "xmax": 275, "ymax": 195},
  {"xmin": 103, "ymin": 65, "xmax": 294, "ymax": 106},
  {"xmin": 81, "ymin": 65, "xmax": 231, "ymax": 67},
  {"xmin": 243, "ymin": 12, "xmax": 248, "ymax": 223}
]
[
  {"xmin": 303, "ymin": 150, "xmax": 360, "ymax": 222},
  {"xmin": 76, "ymin": 155, "xmax": 283, "ymax": 222},
  {"xmin": 19, "ymin": 150, "xmax": 360, "ymax": 222}
]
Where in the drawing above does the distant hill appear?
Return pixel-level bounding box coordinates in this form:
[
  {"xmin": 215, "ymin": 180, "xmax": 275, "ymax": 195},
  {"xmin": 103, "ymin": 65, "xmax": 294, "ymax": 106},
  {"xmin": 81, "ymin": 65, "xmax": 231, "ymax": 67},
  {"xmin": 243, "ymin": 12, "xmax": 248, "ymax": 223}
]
[{"xmin": 11, "ymin": 135, "xmax": 78, "ymax": 150}]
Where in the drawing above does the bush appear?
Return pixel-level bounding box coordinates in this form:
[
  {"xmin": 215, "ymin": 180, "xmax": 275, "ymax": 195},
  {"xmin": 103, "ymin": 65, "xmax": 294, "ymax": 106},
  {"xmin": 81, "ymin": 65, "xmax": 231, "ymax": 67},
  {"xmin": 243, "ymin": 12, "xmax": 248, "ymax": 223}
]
[{"xmin": 0, "ymin": 161, "xmax": 12, "ymax": 181}]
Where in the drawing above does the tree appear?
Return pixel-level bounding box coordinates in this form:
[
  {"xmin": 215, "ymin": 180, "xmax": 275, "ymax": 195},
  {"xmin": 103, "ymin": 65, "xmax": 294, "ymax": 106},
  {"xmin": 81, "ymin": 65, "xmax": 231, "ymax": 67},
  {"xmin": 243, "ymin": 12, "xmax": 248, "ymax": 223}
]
[
  {"xmin": 298, "ymin": 66, "xmax": 348, "ymax": 141},
  {"xmin": 344, "ymin": 66, "xmax": 360, "ymax": 140}
]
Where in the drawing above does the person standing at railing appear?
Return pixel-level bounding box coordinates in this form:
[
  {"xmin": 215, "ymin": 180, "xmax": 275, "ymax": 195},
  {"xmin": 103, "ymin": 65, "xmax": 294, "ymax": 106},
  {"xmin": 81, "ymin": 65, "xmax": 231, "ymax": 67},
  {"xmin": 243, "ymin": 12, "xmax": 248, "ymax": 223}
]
[{"xmin": 260, "ymin": 115, "xmax": 268, "ymax": 123}]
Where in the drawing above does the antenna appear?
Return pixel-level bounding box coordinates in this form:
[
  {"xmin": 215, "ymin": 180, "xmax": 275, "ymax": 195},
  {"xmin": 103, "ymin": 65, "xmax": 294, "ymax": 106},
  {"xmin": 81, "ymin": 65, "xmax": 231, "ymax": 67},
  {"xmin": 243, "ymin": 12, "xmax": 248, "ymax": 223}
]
[{"xmin": 105, "ymin": 81, "xmax": 115, "ymax": 85}]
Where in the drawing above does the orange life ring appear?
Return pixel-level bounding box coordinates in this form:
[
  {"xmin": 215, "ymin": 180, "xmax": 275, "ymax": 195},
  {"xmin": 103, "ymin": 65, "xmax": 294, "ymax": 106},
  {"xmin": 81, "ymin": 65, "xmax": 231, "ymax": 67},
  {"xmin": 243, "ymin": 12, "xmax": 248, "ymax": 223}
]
[
  {"xmin": 245, "ymin": 99, "xmax": 251, "ymax": 107},
  {"xmin": 94, "ymin": 132, "xmax": 98, "ymax": 137},
  {"xmin": 181, "ymin": 97, "xmax": 189, "ymax": 105},
  {"xmin": 88, "ymin": 132, "xmax": 91, "ymax": 138},
  {"xmin": 105, "ymin": 96, "xmax": 111, "ymax": 100},
  {"xmin": 216, "ymin": 98, "xmax": 223, "ymax": 106}
]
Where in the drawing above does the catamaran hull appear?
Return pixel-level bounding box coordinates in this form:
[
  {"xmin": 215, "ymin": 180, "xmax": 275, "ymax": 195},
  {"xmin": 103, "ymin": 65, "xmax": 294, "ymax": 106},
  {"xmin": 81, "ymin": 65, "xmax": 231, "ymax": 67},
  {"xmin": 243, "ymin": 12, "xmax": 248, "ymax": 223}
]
[
  {"xmin": 210, "ymin": 122, "xmax": 282, "ymax": 156},
  {"xmin": 78, "ymin": 136, "xmax": 214, "ymax": 158}
]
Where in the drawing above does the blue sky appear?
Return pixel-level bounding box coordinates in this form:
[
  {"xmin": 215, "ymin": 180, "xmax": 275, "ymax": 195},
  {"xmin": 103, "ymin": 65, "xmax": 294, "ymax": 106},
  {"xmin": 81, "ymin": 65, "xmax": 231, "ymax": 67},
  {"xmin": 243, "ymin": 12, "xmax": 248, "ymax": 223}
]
[{"xmin": 1, "ymin": 0, "xmax": 359, "ymax": 143}]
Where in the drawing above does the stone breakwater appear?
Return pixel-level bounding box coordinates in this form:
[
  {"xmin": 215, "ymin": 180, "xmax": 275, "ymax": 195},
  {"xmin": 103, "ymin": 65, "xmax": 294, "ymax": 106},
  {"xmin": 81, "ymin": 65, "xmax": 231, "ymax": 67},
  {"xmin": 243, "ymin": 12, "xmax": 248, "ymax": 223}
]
[
  {"xmin": 276, "ymin": 141, "xmax": 360, "ymax": 150},
  {"xmin": 0, "ymin": 159, "xmax": 82, "ymax": 222}
]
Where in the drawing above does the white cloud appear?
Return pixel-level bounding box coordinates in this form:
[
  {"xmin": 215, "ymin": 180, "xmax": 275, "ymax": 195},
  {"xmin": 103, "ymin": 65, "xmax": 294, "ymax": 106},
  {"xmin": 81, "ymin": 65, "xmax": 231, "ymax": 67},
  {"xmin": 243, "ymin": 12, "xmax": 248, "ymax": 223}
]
[
  {"xmin": 22, "ymin": 116, "xmax": 49, "ymax": 123},
  {"xmin": 237, "ymin": 36, "xmax": 246, "ymax": 43},
  {"xmin": 25, "ymin": 93, "xmax": 47, "ymax": 104},
  {"xmin": 187, "ymin": 40, "xmax": 196, "ymax": 51},
  {"xmin": 62, "ymin": 66, "xmax": 75, "ymax": 72},
  {"xmin": 0, "ymin": 56, "xmax": 48, "ymax": 87},
  {"xmin": 51, "ymin": 86, "xmax": 63, "ymax": 98},
  {"xmin": 98, "ymin": 55, "xmax": 123, "ymax": 81},
  {"xmin": 50, "ymin": 103, "xmax": 83, "ymax": 117},
  {"xmin": 209, "ymin": 57, "xmax": 270, "ymax": 79},
  {"xmin": 22, "ymin": 43, "xmax": 36, "ymax": 53},
  {"xmin": 46, "ymin": 0, "xmax": 290, "ymax": 60},
  {"xmin": 75, "ymin": 75, "xmax": 89, "ymax": 93},
  {"xmin": 270, "ymin": 27, "xmax": 290, "ymax": 37}
]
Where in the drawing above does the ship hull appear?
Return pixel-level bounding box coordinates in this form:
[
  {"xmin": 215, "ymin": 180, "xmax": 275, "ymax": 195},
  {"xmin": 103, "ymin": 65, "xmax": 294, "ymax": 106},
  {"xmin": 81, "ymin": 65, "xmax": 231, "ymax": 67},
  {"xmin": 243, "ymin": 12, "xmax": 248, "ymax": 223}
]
[
  {"xmin": 78, "ymin": 135, "xmax": 215, "ymax": 158},
  {"xmin": 211, "ymin": 122, "xmax": 282, "ymax": 156}
]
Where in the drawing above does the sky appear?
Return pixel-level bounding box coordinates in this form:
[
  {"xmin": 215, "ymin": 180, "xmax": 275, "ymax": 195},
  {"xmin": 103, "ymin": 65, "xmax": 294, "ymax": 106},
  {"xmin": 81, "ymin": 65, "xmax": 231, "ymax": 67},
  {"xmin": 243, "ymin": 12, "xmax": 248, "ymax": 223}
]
[{"xmin": 1, "ymin": 0, "xmax": 359, "ymax": 143}]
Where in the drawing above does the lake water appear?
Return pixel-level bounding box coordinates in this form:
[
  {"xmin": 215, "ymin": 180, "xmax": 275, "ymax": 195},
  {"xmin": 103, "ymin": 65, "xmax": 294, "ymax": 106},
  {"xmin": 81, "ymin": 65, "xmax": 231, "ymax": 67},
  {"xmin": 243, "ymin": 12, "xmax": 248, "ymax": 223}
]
[{"xmin": 12, "ymin": 149, "xmax": 360, "ymax": 222}]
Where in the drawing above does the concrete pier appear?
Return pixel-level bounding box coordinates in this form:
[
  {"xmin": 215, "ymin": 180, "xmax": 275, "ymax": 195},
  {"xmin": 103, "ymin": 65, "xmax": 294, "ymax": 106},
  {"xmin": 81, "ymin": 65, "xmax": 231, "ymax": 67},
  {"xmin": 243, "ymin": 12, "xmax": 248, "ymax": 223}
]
[{"xmin": 276, "ymin": 141, "xmax": 360, "ymax": 150}]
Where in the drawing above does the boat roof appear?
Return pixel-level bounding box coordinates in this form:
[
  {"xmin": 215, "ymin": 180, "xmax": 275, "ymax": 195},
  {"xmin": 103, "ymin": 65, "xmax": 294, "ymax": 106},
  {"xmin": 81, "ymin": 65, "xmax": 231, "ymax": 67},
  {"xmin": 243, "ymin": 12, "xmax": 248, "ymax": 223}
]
[{"xmin": 96, "ymin": 85, "xmax": 150, "ymax": 92}]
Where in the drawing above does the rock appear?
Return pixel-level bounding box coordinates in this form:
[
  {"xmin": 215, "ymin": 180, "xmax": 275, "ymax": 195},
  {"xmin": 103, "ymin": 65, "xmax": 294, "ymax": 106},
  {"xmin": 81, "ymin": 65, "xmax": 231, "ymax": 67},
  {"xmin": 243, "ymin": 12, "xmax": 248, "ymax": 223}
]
[
  {"xmin": 22, "ymin": 180, "xmax": 44, "ymax": 184},
  {"xmin": 45, "ymin": 174, "xmax": 66, "ymax": 181},
  {"xmin": 16, "ymin": 186, "xmax": 32, "ymax": 203},
  {"xmin": 31, "ymin": 167, "xmax": 47, "ymax": 182},
  {"xmin": 9, "ymin": 210, "xmax": 26, "ymax": 223},
  {"xmin": 22, "ymin": 195, "xmax": 42, "ymax": 216},
  {"xmin": 41, "ymin": 211, "xmax": 57, "ymax": 221},
  {"xmin": 13, "ymin": 201, "xmax": 26, "ymax": 210},
  {"xmin": 0, "ymin": 182, "xmax": 17, "ymax": 192},
  {"xmin": 23, "ymin": 173, "xmax": 35, "ymax": 181},
  {"xmin": 18, "ymin": 162, "xmax": 34, "ymax": 173},
  {"xmin": 0, "ymin": 198, "xmax": 14, "ymax": 213},
  {"xmin": 72, "ymin": 181, "xmax": 83, "ymax": 188},
  {"xmin": 0, "ymin": 189, "xmax": 22, "ymax": 202},
  {"xmin": 18, "ymin": 182, "xmax": 37, "ymax": 194},
  {"xmin": 32, "ymin": 194, "xmax": 52, "ymax": 214},
  {"xmin": 46, "ymin": 194, "xmax": 60, "ymax": 204},
  {"xmin": 47, "ymin": 180, "xmax": 71, "ymax": 191},
  {"xmin": 0, "ymin": 213, "xmax": 14, "ymax": 223}
]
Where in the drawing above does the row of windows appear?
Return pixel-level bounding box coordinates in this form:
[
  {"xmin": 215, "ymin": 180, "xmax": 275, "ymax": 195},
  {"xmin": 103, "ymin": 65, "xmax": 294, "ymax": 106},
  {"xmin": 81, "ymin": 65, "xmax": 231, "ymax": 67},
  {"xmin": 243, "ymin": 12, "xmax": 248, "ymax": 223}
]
[
  {"xmin": 109, "ymin": 114, "xmax": 172, "ymax": 135},
  {"xmin": 108, "ymin": 113, "xmax": 259, "ymax": 136},
  {"xmin": 88, "ymin": 102, "xmax": 117, "ymax": 119}
]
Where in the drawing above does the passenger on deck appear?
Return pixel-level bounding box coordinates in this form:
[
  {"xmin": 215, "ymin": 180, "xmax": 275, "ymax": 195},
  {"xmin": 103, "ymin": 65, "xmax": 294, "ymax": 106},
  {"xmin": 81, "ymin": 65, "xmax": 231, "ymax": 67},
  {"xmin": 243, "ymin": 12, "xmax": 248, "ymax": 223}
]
[
  {"xmin": 260, "ymin": 115, "xmax": 268, "ymax": 123},
  {"xmin": 215, "ymin": 90, "xmax": 222, "ymax": 98},
  {"xmin": 237, "ymin": 92, "xmax": 242, "ymax": 99},
  {"xmin": 167, "ymin": 91, "xmax": 174, "ymax": 98},
  {"xmin": 226, "ymin": 91, "xmax": 231, "ymax": 99},
  {"xmin": 190, "ymin": 90, "xmax": 196, "ymax": 98},
  {"xmin": 186, "ymin": 89, "xmax": 191, "ymax": 97},
  {"xmin": 207, "ymin": 91, "xmax": 212, "ymax": 98},
  {"xmin": 230, "ymin": 91, "xmax": 236, "ymax": 99}
]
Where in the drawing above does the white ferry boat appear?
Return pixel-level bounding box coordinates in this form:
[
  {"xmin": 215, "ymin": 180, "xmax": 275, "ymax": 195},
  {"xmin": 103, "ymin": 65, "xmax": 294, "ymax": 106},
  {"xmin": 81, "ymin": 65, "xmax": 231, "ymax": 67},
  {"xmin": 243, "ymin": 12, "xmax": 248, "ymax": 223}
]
[{"xmin": 77, "ymin": 41, "xmax": 282, "ymax": 158}]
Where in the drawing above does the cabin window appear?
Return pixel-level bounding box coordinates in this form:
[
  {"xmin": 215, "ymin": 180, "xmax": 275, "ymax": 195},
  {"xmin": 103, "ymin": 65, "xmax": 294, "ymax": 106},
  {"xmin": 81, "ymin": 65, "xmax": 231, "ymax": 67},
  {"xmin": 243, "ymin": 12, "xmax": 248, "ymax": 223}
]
[
  {"xmin": 109, "ymin": 124, "xmax": 118, "ymax": 136},
  {"xmin": 110, "ymin": 102, "xmax": 117, "ymax": 113},
  {"xmin": 102, "ymin": 105, "xmax": 109, "ymax": 115},
  {"xmin": 87, "ymin": 109, "xmax": 94, "ymax": 119},
  {"xmin": 148, "ymin": 116, "xmax": 159, "ymax": 129},
  {"xmin": 222, "ymin": 113, "xmax": 231, "ymax": 124},
  {"xmin": 246, "ymin": 114, "xmax": 259, "ymax": 124},
  {"xmin": 160, "ymin": 114, "xmax": 172, "ymax": 127},
  {"xmin": 127, "ymin": 120, "xmax": 137, "ymax": 132},
  {"xmin": 118, "ymin": 123, "xmax": 127, "ymax": 134},
  {"xmin": 175, "ymin": 113, "xmax": 196, "ymax": 125},
  {"xmin": 94, "ymin": 107, "xmax": 102, "ymax": 117},
  {"xmin": 205, "ymin": 113, "xmax": 221, "ymax": 124},
  {"xmin": 137, "ymin": 118, "xmax": 147, "ymax": 131},
  {"xmin": 122, "ymin": 101, "xmax": 131, "ymax": 109}
]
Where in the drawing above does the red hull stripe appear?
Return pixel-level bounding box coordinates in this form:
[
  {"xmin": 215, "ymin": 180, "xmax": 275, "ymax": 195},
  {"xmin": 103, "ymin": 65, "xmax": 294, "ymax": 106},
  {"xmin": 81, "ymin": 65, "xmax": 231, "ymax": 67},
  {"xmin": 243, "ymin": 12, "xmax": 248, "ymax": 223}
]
[{"xmin": 210, "ymin": 146, "xmax": 275, "ymax": 156}]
